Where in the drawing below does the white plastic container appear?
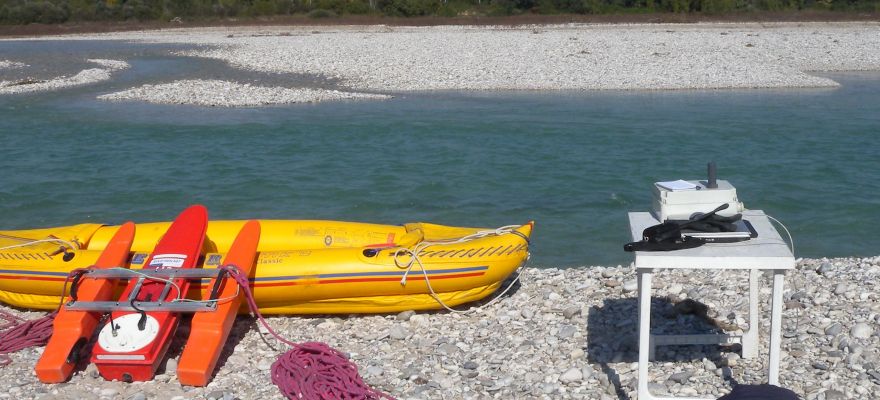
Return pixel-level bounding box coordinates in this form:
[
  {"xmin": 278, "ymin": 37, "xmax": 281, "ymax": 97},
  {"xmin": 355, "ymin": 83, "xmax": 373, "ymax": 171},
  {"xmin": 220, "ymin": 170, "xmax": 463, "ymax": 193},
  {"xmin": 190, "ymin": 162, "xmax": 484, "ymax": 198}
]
[{"xmin": 652, "ymin": 179, "xmax": 744, "ymax": 221}]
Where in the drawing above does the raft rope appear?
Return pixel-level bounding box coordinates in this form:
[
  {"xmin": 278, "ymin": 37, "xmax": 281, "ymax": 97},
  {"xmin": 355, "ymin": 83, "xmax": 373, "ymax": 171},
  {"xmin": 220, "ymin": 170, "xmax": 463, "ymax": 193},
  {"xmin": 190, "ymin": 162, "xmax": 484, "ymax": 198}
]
[
  {"xmin": 391, "ymin": 225, "xmax": 531, "ymax": 314},
  {"xmin": 0, "ymin": 266, "xmax": 91, "ymax": 367},
  {"xmin": 219, "ymin": 264, "xmax": 394, "ymax": 400},
  {"xmin": 0, "ymin": 236, "xmax": 80, "ymax": 260},
  {"xmin": 0, "ymin": 310, "xmax": 56, "ymax": 367}
]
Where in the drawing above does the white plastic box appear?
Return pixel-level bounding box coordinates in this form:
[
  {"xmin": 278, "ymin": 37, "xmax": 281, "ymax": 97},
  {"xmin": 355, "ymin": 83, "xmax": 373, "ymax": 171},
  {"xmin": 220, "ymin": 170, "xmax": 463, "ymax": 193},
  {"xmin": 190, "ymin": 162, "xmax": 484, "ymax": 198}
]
[{"xmin": 652, "ymin": 179, "xmax": 744, "ymax": 221}]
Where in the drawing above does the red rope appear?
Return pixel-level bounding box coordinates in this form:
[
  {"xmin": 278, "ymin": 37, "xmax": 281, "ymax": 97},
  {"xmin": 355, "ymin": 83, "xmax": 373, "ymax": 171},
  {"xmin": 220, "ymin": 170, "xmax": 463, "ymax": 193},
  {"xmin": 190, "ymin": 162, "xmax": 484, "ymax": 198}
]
[
  {"xmin": 0, "ymin": 310, "xmax": 56, "ymax": 367},
  {"xmin": 223, "ymin": 265, "xmax": 394, "ymax": 400}
]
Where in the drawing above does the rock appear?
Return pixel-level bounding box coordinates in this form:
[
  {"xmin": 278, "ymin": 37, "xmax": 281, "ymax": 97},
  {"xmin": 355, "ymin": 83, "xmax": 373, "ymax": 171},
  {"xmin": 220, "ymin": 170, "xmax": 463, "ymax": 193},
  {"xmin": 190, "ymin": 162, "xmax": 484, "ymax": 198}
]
[
  {"xmin": 559, "ymin": 367, "xmax": 583, "ymax": 384},
  {"xmin": 570, "ymin": 348, "xmax": 585, "ymax": 360},
  {"xmin": 397, "ymin": 310, "xmax": 416, "ymax": 321},
  {"xmin": 563, "ymin": 306, "xmax": 581, "ymax": 319},
  {"xmin": 365, "ymin": 366, "xmax": 383, "ymax": 377},
  {"xmin": 622, "ymin": 279, "xmax": 638, "ymax": 292},
  {"xmin": 668, "ymin": 370, "xmax": 694, "ymax": 384},
  {"xmin": 207, "ymin": 390, "xmax": 225, "ymax": 400},
  {"xmin": 605, "ymin": 280, "xmax": 621, "ymax": 288},
  {"xmin": 389, "ymin": 325, "xmax": 410, "ymax": 340},
  {"xmin": 130, "ymin": 393, "xmax": 147, "ymax": 400},
  {"xmin": 99, "ymin": 388, "xmax": 118, "ymax": 397},
  {"xmin": 812, "ymin": 362, "xmax": 829, "ymax": 371},
  {"xmin": 824, "ymin": 389, "xmax": 845, "ymax": 400},
  {"xmin": 852, "ymin": 322, "xmax": 873, "ymax": 339},
  {"xmin": 557, "ymin": 324, "xmax": 577, "ymax": 339},
  {"xmin": 521, "ymin": 308, "xmax": 535, "ymax": 319},
  {"xmin": 825, "ymin": 323, "xmax": 843, "ymax": 336},
  {"xmin": 165, "ymin": 358, "xmax": 178, "ymax": 375},
  {"xmin": 817, "ymin": 262, "xmax": 833, "ymax": 275},
  {"xmin": 463, "ymin": 361, "xmax": 478, "ymax": 370}
]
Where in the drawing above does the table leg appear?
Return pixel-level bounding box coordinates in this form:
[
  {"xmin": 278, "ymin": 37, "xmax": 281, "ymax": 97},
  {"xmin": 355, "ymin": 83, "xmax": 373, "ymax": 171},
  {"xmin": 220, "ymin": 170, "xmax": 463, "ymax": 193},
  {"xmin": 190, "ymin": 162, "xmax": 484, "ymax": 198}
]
[
  {"xmin": 741, "ymin": 268, "xmax": 760, "ymax": 359},
  {"xmin": 638, "ymin": 269, "xmax": 654, "ymax": 400},
  {"xmin": 768, "ymin": 270, "xmax": 785, "ymax": 385}
]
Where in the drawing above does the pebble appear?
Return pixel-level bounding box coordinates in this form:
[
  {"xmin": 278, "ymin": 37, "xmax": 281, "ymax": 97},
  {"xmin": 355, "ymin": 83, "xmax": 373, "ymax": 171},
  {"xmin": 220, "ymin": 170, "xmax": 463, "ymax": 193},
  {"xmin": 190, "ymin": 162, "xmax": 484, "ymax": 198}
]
[
  {"xmin": 825, "ymin": 322, "xmax": 843, "ymax": 336},
  {"xmin": 824, "ymin": 389, "xmax": 846, "ymax": 399},
  {"xmin": 389, "ymin": 325, "xmax": 410, "ymax": 340},
  {"xmin": 397, "ymin": 310, "xmax": 416, "ymax": 321},
  {"xmin": 851, "ymin": 322, "xmax": 873, "ymax": 339},
  {"xmin": 559, "ymin": 368, "xmax": 583, "ymax": 384},
  {"xmin": 668, "ymin": 370, "xmax": 694, "ymax": 384},
  {"xmin": 622, "ymin": 279, "xmax": 638, "ymax": 292},
  {"xmin": 563, "ymin": 306, "xmax": 581, "ymax": 319},
  {"xmin": 165, "ymin": 358, "xmax": 178, "ymax": 375}
]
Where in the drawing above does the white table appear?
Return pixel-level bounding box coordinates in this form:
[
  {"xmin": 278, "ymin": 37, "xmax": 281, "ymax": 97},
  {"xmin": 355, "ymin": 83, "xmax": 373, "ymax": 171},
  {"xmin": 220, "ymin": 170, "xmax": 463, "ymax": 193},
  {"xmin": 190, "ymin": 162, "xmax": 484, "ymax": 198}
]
[{"xmin": 628, "ymin": 210, "xmax": 795, "ymax": 400}]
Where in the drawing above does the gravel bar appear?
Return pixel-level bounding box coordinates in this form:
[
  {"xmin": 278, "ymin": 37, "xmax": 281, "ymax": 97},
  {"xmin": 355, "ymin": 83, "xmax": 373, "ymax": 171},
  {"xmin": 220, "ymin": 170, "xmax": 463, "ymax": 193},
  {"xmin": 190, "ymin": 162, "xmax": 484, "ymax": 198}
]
[
  {"xmin": 0, "ymin": 59, "xmax": 128, "ymax": 94},
  {"xmin": 98, "ymin": 79, "xmax": 391, "ymax": 106},
  {"xmin": 1, "ymin": 256, "xmax": 878, "ymax": 399},
  {"xmin": 24, "ymin": 22, "xmax": 880, "ymax": 92}
]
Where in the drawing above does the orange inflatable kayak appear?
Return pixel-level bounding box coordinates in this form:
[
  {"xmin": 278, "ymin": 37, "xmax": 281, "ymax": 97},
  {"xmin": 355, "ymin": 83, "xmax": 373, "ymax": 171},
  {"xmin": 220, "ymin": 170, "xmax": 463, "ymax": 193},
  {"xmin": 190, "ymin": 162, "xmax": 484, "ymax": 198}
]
[{"xmin": 178, "ymin": 220, "xmax": 260, "ymax": 386}]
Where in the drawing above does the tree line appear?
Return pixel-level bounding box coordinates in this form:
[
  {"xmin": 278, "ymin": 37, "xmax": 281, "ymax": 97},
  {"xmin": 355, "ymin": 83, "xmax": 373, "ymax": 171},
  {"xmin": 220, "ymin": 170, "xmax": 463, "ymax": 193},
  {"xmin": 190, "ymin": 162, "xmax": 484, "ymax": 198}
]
[{"xmin": 0, "ymin": 0, "xmax": 877, "ymax": 24}]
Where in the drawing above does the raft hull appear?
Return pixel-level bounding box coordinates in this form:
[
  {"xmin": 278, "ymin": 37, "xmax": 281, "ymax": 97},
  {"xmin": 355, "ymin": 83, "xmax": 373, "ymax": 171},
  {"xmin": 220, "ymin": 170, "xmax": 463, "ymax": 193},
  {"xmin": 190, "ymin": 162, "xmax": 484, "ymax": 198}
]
[{"xmin": 0, "ymin": 220, "xmax": 531, "ymax": 314}]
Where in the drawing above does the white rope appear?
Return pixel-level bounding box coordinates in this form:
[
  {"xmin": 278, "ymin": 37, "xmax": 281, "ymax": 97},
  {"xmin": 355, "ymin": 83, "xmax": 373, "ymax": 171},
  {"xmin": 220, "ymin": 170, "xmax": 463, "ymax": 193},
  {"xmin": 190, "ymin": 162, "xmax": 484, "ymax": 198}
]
[
  {"xmin": 0, "ymin": 238, "xmax": 80, "ymax": 252},
  {"xmin": 390, "ymin": 225, "xmax": 529, "ymax": 314}
]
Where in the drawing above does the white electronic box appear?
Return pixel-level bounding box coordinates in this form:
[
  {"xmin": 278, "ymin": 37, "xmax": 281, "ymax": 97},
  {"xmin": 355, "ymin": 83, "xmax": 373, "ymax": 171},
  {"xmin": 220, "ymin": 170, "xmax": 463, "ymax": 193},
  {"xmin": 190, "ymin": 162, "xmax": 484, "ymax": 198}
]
[{"xmin": 652, "ymin": 163, "xmax": 745, "ymax": 221}]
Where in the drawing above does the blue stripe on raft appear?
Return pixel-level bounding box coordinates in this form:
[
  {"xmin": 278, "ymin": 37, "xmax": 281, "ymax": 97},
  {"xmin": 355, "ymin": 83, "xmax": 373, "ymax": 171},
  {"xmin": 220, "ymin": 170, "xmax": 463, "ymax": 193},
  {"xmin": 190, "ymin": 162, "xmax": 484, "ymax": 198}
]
[
  {"xmin": 252, "ymin": 265, "xmax": 489, "ymax": 282},
  {"xmin": 0, "ymin": 269, "xmax": 71, "ymax": 277}
]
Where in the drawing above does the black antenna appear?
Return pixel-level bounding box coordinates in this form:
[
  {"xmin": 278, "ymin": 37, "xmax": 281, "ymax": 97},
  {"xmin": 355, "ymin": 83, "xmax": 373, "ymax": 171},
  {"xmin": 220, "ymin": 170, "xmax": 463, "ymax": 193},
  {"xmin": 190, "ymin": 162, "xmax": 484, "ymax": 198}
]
[{"xmin": 707, "ymin": 162, "xmax": 718, "ymax": 189}]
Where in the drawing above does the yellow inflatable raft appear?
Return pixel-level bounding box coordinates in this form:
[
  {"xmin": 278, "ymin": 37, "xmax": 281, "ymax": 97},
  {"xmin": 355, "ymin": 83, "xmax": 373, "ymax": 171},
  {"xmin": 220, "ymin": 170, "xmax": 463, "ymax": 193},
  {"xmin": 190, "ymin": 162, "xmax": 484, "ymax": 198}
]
[{"xmin": 0, "ymin": 220, "xmax": 532, "ymax": 314}]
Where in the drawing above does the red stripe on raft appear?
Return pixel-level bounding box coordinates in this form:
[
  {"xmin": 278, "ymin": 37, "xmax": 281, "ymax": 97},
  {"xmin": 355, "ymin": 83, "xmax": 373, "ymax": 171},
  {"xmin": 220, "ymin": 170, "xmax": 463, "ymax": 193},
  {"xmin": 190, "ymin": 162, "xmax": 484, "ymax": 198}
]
[
  {"xmin": 191, "ymin": 272, "xmax": 487, "ymax": 289},
  {"xmin": 0, "ymin": 275, "xmax": 67, "ymax": 282}
]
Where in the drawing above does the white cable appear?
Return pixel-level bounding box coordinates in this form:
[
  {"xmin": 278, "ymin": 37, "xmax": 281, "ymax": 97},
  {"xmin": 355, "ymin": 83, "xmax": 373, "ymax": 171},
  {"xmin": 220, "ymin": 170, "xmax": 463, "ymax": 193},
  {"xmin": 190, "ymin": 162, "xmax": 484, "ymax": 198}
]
[
  {"xmin": 106, "ymin": 267, "xmax": 184, "ymax": 302},
  {"xmin": 390, "ymin": 225, "xmax": 529, "ymax": 314},
  {"xmin": 766, "ymin": 214, "xmax": 802, "ymax": 336},
  {"xmin": 766, "ymin": 214, "xmax": 795, "ymax": 256}
]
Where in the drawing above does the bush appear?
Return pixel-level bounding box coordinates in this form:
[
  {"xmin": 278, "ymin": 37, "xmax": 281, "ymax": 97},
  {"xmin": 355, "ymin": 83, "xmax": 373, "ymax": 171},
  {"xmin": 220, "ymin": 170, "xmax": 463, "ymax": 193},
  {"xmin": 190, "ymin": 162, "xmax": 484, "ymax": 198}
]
[
  {"xmin": 377, "ymin": 0, "xmax": 438, "ymax": 16},
  {"xmin": 123, "ymin": 0, "xmax": 162, "ymax": 20},
  {"xmin": 2, "ymin": 1, "xmax": 69, "ymax": 24},
  {"xmin": 344, "ymin": 0, "xmax": 373, "ymax": 14},
  {"xmin": 307, "ymin": 8, "xmax": 338, "ymax": 17}
]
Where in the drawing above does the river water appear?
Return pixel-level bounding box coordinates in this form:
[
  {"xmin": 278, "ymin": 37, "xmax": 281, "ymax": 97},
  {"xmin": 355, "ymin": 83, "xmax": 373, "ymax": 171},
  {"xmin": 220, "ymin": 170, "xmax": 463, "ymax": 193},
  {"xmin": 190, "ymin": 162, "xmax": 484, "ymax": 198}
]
[{"xmin": 1, "ymin": 40, "xmax": 878, "ymax": 266}]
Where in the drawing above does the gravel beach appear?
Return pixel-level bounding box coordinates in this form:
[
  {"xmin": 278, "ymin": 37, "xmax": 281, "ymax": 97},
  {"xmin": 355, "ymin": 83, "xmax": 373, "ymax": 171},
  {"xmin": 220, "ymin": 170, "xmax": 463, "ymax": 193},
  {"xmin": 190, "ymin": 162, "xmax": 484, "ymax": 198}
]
[
  {"xmin": 3, "ymin": 22, "xmax": 880, "ymax": 104},
  {"xmin": 1, "ymin": 256, "xmax": 878, "ymax": 399}
]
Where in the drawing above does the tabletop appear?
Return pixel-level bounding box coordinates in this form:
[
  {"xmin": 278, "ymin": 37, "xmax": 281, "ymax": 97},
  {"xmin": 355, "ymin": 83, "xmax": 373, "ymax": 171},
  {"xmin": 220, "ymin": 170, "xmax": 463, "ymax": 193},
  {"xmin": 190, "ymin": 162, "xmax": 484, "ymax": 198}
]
[{"xmin": 628, "ymin": 210, "xmax": 796, "ymax": 270}]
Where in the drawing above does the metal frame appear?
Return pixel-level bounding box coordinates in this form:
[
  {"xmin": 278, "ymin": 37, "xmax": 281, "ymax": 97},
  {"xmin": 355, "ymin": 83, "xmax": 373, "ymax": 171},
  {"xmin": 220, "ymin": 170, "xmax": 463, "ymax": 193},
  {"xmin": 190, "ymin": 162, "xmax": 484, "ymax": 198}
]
[{"xmin": 64, "ymin": 267, "xmax": 227, "ymax": 313}]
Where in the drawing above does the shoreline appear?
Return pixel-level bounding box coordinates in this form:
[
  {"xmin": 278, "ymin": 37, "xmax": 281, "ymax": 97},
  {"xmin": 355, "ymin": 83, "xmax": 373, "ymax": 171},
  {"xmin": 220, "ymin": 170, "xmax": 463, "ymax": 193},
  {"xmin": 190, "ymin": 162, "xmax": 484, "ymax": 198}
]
[
  {"xmin": 1, "ymin": 11, "xmax": 879, "ymax": 39},
  {"xmin": 1, "ymin": 255, "xmax": 877, "ymax": 399}
]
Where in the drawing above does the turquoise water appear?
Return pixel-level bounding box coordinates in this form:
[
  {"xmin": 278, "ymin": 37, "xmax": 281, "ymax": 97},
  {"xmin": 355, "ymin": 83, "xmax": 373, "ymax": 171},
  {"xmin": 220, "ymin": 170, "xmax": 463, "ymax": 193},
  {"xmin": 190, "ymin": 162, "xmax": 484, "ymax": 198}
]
[{"xmin": 1, "ymin": 41, "xmax": 879, "ymax": 267}]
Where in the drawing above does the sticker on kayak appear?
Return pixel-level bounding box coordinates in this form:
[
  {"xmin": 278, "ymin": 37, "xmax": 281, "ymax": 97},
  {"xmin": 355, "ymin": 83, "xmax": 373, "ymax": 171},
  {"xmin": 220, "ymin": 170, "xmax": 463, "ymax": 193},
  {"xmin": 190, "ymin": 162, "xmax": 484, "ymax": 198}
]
[{"xmin": 149, "ymin": 254, "xmax": 187, "ymax": 269}]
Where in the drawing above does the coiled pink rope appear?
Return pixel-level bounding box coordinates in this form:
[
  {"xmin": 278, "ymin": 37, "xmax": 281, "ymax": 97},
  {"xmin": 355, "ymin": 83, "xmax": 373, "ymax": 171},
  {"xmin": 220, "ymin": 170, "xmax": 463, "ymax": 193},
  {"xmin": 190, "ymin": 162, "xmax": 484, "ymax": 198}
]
[
  {"xmin": 0, "ymin": 310, "xmax": 55, "ymax": 366},
  {"xmin": 223, "ymin": 265, "xmax": 394, "ymax": 400}
]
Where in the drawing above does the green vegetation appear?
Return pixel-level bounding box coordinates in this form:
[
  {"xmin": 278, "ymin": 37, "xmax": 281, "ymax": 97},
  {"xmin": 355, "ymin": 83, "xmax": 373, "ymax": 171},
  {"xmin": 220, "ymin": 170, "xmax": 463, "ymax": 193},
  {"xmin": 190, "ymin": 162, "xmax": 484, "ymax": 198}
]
[{"xmin": 0, "ymin": 0, "xmax": 877, "ymax": 23}]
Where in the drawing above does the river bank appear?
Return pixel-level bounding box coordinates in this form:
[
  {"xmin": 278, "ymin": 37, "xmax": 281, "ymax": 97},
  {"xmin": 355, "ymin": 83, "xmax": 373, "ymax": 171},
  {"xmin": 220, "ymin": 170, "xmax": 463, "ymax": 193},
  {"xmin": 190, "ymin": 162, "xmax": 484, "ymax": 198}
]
[{"xmin": 1, "ymin": 255, "xmax": 877, "ymax": 399}]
